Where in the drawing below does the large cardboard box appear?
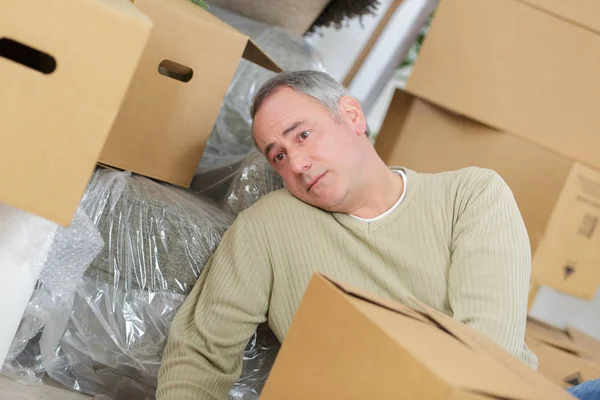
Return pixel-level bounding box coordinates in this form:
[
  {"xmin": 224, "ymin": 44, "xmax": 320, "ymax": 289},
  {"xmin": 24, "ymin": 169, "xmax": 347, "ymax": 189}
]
[
  {"xmin": 405, "ymin": 0, "xmax": 600, "ymax": 171},
  {"xmin": 526, "ymin": 318, "xmax": 600, "ymax": 388},
  {"xmin": 261, "ymin": 273, "xmax": 574, "ymax": 400},
  {"xmin": 375, "ymin": 90, "xmax": 600, "ymax": 299},
  {"xmin": 0, "ymin": 0, "xmax": 152, "ymax": 225},
  {"xmin": 99, "ymin": 0, "xmax": 281, "ymax": 187}
]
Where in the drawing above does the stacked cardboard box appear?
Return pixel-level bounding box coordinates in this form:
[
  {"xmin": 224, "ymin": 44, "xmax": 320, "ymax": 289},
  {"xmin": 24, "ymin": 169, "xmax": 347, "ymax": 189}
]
[
  {"xmin": 374, "ymin": 0, "xmax": 600, "ymax": 300},
  {"xmin": 526, "ymin": 318, "xmax": 600, "ymax": 388},
  {"xmin": 261, "ymin": 273, "xmax": 575, "ymax": 399},
  {"xmin": 2, "ymin": 0, "xmax": 280, "ymax": 227},
  {"xmin": 1, "ymin": 0, "xmax": 280, "ymax": 378}
]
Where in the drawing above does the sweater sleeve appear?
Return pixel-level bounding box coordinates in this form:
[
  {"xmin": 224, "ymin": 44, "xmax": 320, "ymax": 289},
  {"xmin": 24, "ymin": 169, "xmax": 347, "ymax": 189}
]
[
  {"xmin": 156, "ymin": 214, "xmax": 272, "ymax": 400},
  {"xmin": 448, "ymin": 169, "xmax": 537, "ymax": 368}
]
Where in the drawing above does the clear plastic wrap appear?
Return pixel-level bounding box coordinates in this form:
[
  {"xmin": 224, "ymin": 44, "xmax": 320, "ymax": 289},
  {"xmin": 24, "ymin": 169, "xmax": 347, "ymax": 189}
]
[
  {"xmin": 38, "ymin": 169, "xmax": 234, "ymax": 398},
  {"xmin": 193, "ymin": 5, "xmax": 326, "ymax": 196},
  {"xmin": 3, "ymin": 168, "xmax": 281, "ymax": 399},
  {"xmin": 2, "ymin": 207, "xmax": 104, "ymax": 385},
  {"xmin": 225, "ymin": 150, "xmax": 284, "ymax": 216},
  {"xmin": 229, "ymin": 324, "xmax": 280, "ymax": 400}
]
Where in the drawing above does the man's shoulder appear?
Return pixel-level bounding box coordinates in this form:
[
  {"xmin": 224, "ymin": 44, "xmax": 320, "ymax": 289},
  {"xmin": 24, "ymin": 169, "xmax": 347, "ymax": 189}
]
[
  {"xmin": 240, "ymin": 188, "xmax": 320, "ymax": 221},
  {"xmin": 415, "ymin": 166, "xmax": 504, "ymax": 192}
]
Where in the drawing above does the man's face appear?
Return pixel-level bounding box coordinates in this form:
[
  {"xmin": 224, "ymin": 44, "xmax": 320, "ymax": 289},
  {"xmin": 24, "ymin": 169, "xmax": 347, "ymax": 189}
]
[{"xmin": 253, "ymin": 87, "xmax": 368, "ymax": 212}]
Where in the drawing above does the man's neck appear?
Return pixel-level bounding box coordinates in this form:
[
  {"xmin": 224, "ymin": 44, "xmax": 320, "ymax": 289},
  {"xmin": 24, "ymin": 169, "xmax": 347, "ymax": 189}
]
[{"xmin": 346, "ymin": 167, "xmax": 404, "ymax": 219}]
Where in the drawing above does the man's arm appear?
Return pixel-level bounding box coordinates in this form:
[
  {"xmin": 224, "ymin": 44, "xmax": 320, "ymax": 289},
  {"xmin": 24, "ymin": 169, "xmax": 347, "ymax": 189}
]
[
  {"xmin": 157, "ymin": 214, "xmax": 272, "ymax": 400},
  {"xmin": 448, "ymin": 169, "xmax": 536, "ymax": 367}
]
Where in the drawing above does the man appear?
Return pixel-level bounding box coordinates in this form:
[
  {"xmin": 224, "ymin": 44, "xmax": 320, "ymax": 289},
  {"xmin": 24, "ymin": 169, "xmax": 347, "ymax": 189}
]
[{"xmin": 156, "ymin": 70, "xmax": 537, "ymax": 399}]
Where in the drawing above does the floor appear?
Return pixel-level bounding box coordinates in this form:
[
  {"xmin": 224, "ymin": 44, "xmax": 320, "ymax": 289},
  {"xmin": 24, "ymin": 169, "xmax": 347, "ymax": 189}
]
[{"xmin": 0, "ymin": 376, "xmax": 91, "ymax": 400}]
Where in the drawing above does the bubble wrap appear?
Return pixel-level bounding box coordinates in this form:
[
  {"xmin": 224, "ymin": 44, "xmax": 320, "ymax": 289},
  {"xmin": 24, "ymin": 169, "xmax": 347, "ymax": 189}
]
[
  {"xmin": 0, "ymin": 203, "xmax": 57, "ymax": 370},
  {"xmin": 194, "ymin": 5, "xmax": 326, "ymax": 177},
  {"xmin": 2, "ymin": 207, "xmax": 103, "ymax": 385}
]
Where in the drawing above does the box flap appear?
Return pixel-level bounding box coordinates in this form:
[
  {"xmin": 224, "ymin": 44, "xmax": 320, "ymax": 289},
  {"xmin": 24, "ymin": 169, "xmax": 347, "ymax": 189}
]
[
  {"xmin": 145, "ymin": 0, "xmax": 280, "ymax": 72},
  {"xmin": 567, "ymin": 327, "xmax": 600, "ymax": 362},
  {"xmin": 243, "ymin": 39, "xmax": 281, "ymax": 73},
  {"xmin": 320, "ymin": 274, "xmax": 433, "ymax": 325},
  {"xmin": 527, "ymin": 338, "xmax": 600, "ymax": 389},
  {"xmin": 321, "ymin": 274, "xmax": 571, "ymax": 400},
  {"xmin": 516, "ymin": 0, "xmax": 600, "ymax": 35},
  {"xmin": 527, "ymin": 318, "xmax": 583, "ymax": 355},
  {"xmin": 409, "ymin": 300, "xmax": 573, "ymax": 400}
]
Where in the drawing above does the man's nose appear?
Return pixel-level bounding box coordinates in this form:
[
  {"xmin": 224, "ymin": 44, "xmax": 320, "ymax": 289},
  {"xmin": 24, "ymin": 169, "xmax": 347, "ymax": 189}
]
[{"xmin": 289, "ymin": 151, "xmax": 311, "ymax": 174}]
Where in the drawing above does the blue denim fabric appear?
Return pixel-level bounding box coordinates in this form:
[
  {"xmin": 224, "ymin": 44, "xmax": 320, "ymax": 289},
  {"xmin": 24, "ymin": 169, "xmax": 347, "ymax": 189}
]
[{"xmin": 567, "ymin": 379, "xmax": 600, "ymax": 399}]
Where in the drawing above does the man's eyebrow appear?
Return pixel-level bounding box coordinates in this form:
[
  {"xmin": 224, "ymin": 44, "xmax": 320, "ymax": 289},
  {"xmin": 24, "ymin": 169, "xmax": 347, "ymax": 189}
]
[
  {"xmin": 264, "ymin": 142, "xmax": 275, "ymax": 157},
  {"xmin": 263, "ymin": 121, "xmax": 306, "ymax": 157},
  {"xmin": 282, "ymin": 120, "xmax": 305, "ymax": 137}
]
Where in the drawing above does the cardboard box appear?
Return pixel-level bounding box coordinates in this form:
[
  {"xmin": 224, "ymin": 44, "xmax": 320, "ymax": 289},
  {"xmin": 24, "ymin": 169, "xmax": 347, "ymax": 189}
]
[
  {"xmin": 261, "ymin": 273, "xmax": 574, "ymax": 400},
  {"xmin": 375, "ymin": 89, "xmax": 600, "ymax": 299},
  {"xmin": 405, "ymin": 0, "xmax": 600, "ymax": 171},
  {"xmin": 99, "ymin": 0, "xmax": 281, "ymax": 187},
  {"xmin": 0, "ymin": 0, "xmax": 152, "ymax": 225},
  {"xmin": 526, "ymin": 318, "xmax": 600, "ymax": 388}
]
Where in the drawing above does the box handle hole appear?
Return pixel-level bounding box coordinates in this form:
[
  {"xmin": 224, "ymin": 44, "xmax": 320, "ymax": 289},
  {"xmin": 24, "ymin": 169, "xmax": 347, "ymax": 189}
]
[
  {"xmin": 158, "ymin": 60, "xmax": 193, "ymax": 83},
  {"xmin": 0, "ymin": 38, "xmax": 56, "ymax": 74}
]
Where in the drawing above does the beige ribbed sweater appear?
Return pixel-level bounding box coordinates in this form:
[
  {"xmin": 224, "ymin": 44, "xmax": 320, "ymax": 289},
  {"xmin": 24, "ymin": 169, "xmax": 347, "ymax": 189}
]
[{"xmin": 157, "ymin": 167, "xmax": 538, "ymax": 400}]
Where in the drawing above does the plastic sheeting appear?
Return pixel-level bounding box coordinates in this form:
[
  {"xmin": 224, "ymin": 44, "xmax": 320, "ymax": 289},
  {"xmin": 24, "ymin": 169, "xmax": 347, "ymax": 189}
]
[
  {"xmin": 225, "ymin": 150, "xmax": 284, "ymax": 216},
  {"xmin": 46, "ymin": 169, "xmax": 235, "ymax": 398},
  {"xmin": 229, "ymin": 324, "xmax": 280, "ymax": 400},
  {"xmin": 2, "ymin": 169, "xmax": 240, "ymax": 399},
  {"xmin": 192, "ymin": 5, "xmax": 325, "ymax": 199}
]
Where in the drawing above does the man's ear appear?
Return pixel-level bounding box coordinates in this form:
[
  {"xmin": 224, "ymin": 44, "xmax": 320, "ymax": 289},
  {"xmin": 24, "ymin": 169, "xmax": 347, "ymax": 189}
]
[{"xmin": 339, "ymin": 96, "xmax": 367, "ymax": 136}]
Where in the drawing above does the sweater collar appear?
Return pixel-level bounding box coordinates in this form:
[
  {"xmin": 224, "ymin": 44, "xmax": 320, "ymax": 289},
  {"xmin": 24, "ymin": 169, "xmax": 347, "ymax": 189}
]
[{"xmin": 332, "ymin": 167, "xmax": 421, "ymax": 234}]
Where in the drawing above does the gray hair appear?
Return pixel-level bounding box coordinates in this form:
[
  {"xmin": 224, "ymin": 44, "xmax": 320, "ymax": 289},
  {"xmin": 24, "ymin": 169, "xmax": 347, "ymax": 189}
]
[{"xmin": 250, "ymin": 70, "xmax": 371, "ymax": 142}]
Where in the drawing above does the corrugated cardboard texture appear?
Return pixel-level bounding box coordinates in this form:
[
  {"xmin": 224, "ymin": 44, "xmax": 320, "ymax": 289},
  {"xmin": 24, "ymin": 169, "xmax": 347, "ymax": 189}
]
[
  {"xmin": 262, "ymin": 273, "xmax": 572, "ymax": 400},
  {"xmin": 532, "ymin": 163, "xmax": 600, "ymax": 299},
  {"xmin": 406, "ymin": 0, "xmax": 600, "ymax": 171},
  {"xmin": 0, "ymin": 0, "xmax": 151, "ymax": 225},
  {"xmin": 100, "ymin": 0, "xmax": 279, "ymax": 187},
  {"xmin": 374, "ymin": 90, "xmax": 572, "ymax": 253}
]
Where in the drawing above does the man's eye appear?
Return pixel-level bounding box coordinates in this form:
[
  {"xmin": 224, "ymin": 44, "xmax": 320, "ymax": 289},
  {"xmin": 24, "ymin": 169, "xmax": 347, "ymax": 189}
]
[
  {"xmin": 273, "ymin": 153, "xmax": 286, "ymax": 163},
  {"xmin": 299, "ymin": 131, "xmax": 310, "ymax": 140}
]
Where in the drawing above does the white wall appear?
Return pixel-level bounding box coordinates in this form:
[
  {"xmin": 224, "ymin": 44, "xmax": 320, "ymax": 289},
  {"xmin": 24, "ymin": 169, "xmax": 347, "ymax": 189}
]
[{"xmin": 531, "ymin": 286, "xmax": 600, "ymax": 340}]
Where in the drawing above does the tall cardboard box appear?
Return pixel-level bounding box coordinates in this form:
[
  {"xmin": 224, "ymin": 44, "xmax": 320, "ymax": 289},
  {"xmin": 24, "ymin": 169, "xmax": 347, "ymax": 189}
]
[
  {"xmin": 0, "ymin": 0, "xmax": 152, "ymax": 225},
  {"xmin": 405, "ymin": 0, "xmax": 600, "ymax": 171},
  {"xmin": 262, "ymin": 273, "xmax": 574, "ymax": 400},
  {"xmin": 526, "ymin": 318, "xmax": 600, "ymax": 388},
  {"xmin": 375, "ymin": 90, "xmax": 600, "ymax": 300},
  {"xmin": 99, "ymin": 0, "xmax": 281, "ymax": 187}
]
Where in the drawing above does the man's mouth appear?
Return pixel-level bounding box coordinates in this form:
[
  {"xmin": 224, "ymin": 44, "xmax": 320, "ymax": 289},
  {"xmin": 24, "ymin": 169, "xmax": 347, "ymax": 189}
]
[{"xmin": 307, "ymin": 173, "xmax": 326, "ymax": 192}]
